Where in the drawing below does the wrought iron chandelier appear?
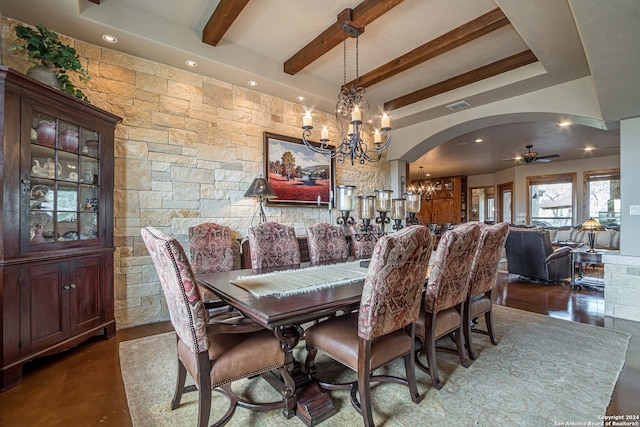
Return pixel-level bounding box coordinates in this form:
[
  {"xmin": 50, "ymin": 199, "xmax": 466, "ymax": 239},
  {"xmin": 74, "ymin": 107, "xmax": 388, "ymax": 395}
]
[
  {"xmin": 408, "ymin": 166, "xmax": 436, "ymax": 200},
  {"xmin": 301, "ymin": 23, "xmax": 391, "ymax": 165}
]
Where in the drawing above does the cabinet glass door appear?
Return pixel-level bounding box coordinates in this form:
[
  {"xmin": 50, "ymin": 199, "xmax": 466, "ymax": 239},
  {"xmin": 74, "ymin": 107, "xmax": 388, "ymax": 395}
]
[{"xmin": 29, "ymin": 110, "xmax": 100, "ymax": 245}]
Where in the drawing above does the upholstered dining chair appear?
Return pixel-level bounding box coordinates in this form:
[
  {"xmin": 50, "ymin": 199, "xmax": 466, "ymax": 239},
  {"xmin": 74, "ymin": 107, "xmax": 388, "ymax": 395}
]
[
  {"xmin": 141, "ymin": 227, "xmax": 289, "ymax": 427},
  {"xmin": 463, "ymin": 222, "xmax": 510, "ymax": 360},
  {"xmin": 415, "ymin": 222, "xmax": 481, "ymax": 390},
  {"xmin": 348, "ymin": 221, "xmax": 382, "ymax": 260},
  {"xmin": 304, "ymin": 225, "xmax": 433, "ymax": 427},
  {"xmin": 248, "ymin": 221, "xmax": 301, "ymax": 269},
  {"xmin": 306, "ymin": 222, "xmax": 349, "ymax": 264},
  {"xmin": 189, "ymin": 222, "xmax": 234, "ymax": 309}
]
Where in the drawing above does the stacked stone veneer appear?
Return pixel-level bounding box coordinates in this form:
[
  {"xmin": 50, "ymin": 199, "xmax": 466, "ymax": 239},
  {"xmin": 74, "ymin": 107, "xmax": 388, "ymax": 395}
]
[
  {"xmin": 2, "ymin": 18, "xmax": 390, "ymax": 328},
  {"xmin": 604, "ymin": 253, "xmax": 640, "ymax": 322}
]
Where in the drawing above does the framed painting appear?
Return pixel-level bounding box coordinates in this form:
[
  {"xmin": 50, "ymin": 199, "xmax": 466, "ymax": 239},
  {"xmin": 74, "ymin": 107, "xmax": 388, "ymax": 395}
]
[{"xmin": 264, "ymin": 132, "xmax": 335, "ymax": 207}]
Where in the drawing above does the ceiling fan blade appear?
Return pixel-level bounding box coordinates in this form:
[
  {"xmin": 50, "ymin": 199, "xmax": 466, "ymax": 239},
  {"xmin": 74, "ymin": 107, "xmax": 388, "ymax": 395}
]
[{"xmin": 536, "ymin": 154, "xmax": 559, "ymax": 159}]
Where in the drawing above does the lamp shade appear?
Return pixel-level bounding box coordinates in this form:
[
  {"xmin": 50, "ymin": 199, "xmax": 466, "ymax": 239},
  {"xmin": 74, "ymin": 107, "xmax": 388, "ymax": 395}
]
[
  {"xmin": 580, "ymin": 218, "xmax": 604, "ymax": 231},
  {"xmin": 243, "ymin": 178, "xmax": 277, "ymax": 199}
]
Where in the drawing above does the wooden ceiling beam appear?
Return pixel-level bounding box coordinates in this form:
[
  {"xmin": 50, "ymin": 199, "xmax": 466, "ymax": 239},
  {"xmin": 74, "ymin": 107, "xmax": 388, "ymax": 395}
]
[
  {"xmin": 202, "ymin": 0, "xmax": 251, "ymax": 47},
  {"xmin": 87, "ymin": 0, "xmax": 102, "ymax": 4},
  {"xmin": 384, "ymin": 49, "xmax": 537, "ymax": 111},
  {"xmin": 346, "ymin": 8, "xmax": 510, "ymax": 89},
  {"xmin": 284, "ymin": 0, "xmax": 403, "ymax": 75}
]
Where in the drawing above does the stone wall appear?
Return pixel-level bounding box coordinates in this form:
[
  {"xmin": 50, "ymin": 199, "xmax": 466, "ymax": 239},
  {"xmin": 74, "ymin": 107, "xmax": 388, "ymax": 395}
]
[
  {"xmin": 2, "ymin": 17, "xmax": 390, "ymax": 328},
  {"xmin": 604, "ymin": 253, "xmax": 640, "ymax": 322}
]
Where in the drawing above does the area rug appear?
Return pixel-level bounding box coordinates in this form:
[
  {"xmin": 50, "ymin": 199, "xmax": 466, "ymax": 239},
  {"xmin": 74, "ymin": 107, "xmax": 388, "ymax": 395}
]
[{"xmin": 120, "ymin": 306, "xmax": 630, "ymax": 426}]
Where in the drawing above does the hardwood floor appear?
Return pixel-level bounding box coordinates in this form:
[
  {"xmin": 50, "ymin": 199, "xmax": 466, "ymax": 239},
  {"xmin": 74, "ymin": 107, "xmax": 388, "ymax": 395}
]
[{"xmin": 0, "ymin": 273, "xmax": 638, "ymax": 426}]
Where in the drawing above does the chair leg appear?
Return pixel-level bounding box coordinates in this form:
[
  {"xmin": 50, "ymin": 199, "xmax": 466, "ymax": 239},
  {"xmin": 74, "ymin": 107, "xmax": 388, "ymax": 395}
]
[
  {"xmin": 403, "ymin": 352, "xmax": 421, "ymax": 403},
  {"xmin": 463, "ymin": 301, "xmax": 477, "ymax": 360},
  {"xmin": 485, "ymin": 309, "xmax": 498, "ymax": 345},
  {"xmin": 454, "ymin": 329, "xmax": 470, "ymax": 368},
  {"xmin": 357, "ymin": 341, "xmax": 374, "ymax": 427},
  {"xmin": 425, "ymin": 313, "xmax": 442, "ymax": 390},
  {"xmin": 196, "ymin": 352, "xmax": 212, "ymax": 427},
  {"xmin": 171, "ymin": 357, "xmax": 187, "ymax": 410}
]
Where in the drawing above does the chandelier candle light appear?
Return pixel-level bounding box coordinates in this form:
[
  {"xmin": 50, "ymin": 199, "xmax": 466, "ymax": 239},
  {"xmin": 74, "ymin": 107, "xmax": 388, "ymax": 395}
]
[{"xmin": 301, "ymin": 23, "xmax": 391, "ymax": 165}]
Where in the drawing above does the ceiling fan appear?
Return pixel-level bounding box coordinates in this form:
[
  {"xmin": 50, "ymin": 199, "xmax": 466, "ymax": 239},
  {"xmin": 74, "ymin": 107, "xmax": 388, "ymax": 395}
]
[{"xmin": 504, "ymin": 145, "xmax": 560, "ymax": 163}]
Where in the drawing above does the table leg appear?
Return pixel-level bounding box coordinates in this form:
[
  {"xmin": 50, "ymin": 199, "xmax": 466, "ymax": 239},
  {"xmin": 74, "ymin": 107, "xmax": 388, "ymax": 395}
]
[{"xmin": 271, "ymin": 325, "xmax": 337, "ymax": 426}]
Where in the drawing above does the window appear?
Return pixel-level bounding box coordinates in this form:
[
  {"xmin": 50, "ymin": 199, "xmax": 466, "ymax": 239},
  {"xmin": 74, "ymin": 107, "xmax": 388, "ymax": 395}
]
[
  {"xmin": 527, "ymin": 173, "xmax": 576, "ymax": 226},
  {"xmin": 584, "ymin": 169, "xmax": 620, "ymax": 229}
]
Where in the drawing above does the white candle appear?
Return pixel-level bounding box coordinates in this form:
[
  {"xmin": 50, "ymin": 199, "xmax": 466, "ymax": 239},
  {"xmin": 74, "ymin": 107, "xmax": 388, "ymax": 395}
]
[
  {"xmin": 381, "ymin": 113, "xmax": 390, "ymax": 129},
  {"xmin": 348, "ymin": 124, "xmax": 354, "ymax": 135},
  {"xmin": 321, "ymin": 126, "xmax": 329, "ymax": 140},
  {"xmin": 374, "ymin": 129, "xmax": 382, "ymax": 144},
  {"xmin": 303, "ymin": 112, "xmax": 313, "ymax": 128},
  {"xmin": 351, "ymin": 106, "xmax": 362, "ymax": 122},
  {"xmin": 317, "ymin": 194, "xmax": 321, "ymax": 207},
  {"xmin": 340, "ymin": 193, "xmax": 352, "ymax": 211}
]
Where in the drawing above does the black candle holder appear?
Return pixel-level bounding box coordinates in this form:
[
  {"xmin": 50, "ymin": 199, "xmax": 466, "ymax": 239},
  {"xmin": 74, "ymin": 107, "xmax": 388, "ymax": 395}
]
[
  {"xmin": 336, "ymin": 210, "xmax": 354, "ymax": 237},
  {"xmin": 375, "ymin": 211, "xmax": 390, "ymax": 235},
  {"xmin": 392, "ymin": 219, "xmax": 404, "ymax": 231},
  {"xmin": 406, "ymin": 212, "xmax": 419, "ymax": 226}
]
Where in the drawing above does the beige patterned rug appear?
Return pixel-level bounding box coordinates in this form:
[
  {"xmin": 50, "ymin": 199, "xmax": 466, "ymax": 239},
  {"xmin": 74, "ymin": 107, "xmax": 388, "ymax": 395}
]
[{"xmin": 120, "ymin": 306, "xmax": 629, "ymax": 426}]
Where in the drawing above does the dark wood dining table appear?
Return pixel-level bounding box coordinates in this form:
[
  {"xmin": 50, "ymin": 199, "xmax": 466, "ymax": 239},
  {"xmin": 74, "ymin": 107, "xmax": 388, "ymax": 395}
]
[{"xmin": 195, "ymin": 261, "xmax": 368, "ymax": 426}]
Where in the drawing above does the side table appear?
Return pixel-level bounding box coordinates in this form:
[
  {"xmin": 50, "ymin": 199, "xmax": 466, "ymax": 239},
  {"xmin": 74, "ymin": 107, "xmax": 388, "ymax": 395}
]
[{"xmin": 570, "ymin": 249, "xmax": 604, "ymax": 289}]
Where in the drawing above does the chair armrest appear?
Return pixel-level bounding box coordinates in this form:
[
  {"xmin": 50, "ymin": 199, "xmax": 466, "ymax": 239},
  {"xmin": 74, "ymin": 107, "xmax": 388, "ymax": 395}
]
[{"xmin": 546, "ymin": 246, "xmax": 571, "ymax": 262}]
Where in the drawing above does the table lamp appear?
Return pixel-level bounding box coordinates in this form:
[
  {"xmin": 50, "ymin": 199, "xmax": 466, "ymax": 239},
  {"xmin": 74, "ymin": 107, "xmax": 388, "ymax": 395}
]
[
  {"xmin": 580, "ymin": 218, "xmax": 604, "ymax": 252},
  {"xmin": 244, "ymin": 177, "xmax": 277, "ymax": 224}
]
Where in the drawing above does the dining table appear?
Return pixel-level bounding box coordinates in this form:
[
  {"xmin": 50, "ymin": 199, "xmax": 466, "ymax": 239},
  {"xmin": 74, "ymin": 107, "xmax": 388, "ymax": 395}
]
[{"xmin": 195, "ymin": 259, "xmax": 370, "ymax": 426}]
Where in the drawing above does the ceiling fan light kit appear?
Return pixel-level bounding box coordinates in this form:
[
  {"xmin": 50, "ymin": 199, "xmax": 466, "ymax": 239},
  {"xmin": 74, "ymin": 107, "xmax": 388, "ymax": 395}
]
[{"xmin": 518, "ymin": 144, "xmax": 559, "ymax": 164}]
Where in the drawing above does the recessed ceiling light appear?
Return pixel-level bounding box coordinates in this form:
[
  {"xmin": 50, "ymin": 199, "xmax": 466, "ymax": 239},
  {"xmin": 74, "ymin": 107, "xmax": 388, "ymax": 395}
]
[
  {"xmin": 102, "ymin": 34, "xmax": 118, "ymax": 43},
  {"xmin": 296, "ymin": 96, "xmax": 305, "ymax": 101},
  {"xmin": 425, "ymin": 173, "xmax": 431, "ymax": 177},
  {"xmin": 185, "ymin": 60, "xmax": 198, "ymax": 67},
  {"xmin": 584, "ymin": 146, "xmax": 595, "ymax": 151},
  {"xmin": 559, "ymin": 121, "xmax": 572, "ymax": 127},
  {"xmin": 475, "ymin": 138, "xmax": 483, "ymax": 143},
  {"xmin": 248, "ymin": 80, "xmax": 258, "ymax": 86},
  {"xmin": 457, "ymin": 142, "xmax": 468, "ymax": 146}
]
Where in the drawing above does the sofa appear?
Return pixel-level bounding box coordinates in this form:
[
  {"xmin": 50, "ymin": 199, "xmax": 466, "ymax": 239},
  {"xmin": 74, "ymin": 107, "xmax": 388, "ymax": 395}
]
[{"xmin": 547, "ymin": 227, "xmax": 620, "ymax": 250}]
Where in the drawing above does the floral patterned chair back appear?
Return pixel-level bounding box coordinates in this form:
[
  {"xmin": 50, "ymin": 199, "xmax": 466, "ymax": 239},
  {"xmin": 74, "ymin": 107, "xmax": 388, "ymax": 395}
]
[
  {"xmin": 248, "ymin": 221, "xmax": 301, "ymax": 269},
  {"xmin": 348, "ymin": 221, "xmax": 382, "ymax": 260},
  {"xmin": 468, "ymin": 222, "xmax": 510, "ymax": 297},
  {"xmin": 306, "ymin": 222, "xmax": 349, "ymax": 263},
  {"xmin": 424, "ymin": 222, "xmax": 481, "ymax": 313},
  {"xmin": 141, "ymin": 227, "xmax": 208, "ymax": 353},
  {"xmin": 359, "ymin": 225, "xmax": 434, "ymax": 340},
  {"xmin": 188, "ymin": 222, "xmax": 234, "ymax": 274}
]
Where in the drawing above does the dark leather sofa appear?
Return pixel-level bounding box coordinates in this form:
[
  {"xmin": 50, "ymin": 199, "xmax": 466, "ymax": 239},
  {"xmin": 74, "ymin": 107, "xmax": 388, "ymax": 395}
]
[{"xmin": 505, "ymin": 229, "xmax": 572, "ymax": 283}]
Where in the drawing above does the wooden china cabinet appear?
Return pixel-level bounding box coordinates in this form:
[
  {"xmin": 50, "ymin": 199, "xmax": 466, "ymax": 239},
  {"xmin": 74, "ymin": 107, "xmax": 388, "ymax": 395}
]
[{"xmin": 0, "ymin": 67, "xmax": 121, "ymax": 391}]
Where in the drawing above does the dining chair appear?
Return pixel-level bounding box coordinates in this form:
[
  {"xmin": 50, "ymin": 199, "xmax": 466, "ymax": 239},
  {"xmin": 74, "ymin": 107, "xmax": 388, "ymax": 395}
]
[
  {"xmin": 304, "ymin": 225, "xmax": 433, "ymax": 427},
  {"xmin": 141, "ymin": 226, "xmax": 289, "ymax": 427},
  {"xmin": 189, "ymin": 222, "xmax": 235, "ymax": 310},
  {"xmin": 306, "ymin": 222, "xmax": 349, "ymax": 263},
  {"xmin": 415, "ymin": 222, "xmax": 481, "ymax": 390},
  {"xmin": 463, "ymin": 222, "xmax": 510, "ymax": 360},
  {"xmin": 248, "ymin": 221, "xmax": 301, "ymax": 269},
  {"xmin": 348, "ymin": 221, "xmax": 382, "ymax": 260}
]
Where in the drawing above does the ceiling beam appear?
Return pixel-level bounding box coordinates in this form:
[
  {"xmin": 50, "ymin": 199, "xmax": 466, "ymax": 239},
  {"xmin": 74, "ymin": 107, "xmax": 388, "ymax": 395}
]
[
  {"xmin": 384, "ymin": 49, "xmax": 537, "ymax": 111},
  {"xmin": 283, "ymin": 0, "xmax": 403, "ymax": 75},
  {"xmin": 346, "ymin": 8, "xmax": 510, "ymax": 89},
  {"xmin": 202, "ymin": 0, "xmax": 251, "ymax": 47},
  {"xmin": 87, "ymin": 0, "xmax": 102, "ymax": 4}
]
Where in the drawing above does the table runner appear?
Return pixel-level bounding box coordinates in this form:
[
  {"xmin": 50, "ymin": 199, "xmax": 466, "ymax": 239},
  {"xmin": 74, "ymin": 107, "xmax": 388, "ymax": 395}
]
[{"xmin": 231, "ymin": 261, "xmax": 368, "ymax": 298}]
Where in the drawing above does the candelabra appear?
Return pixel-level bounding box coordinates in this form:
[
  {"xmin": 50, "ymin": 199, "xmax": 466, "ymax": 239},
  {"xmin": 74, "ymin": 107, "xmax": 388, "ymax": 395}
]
[
  {"xmin": 374, "ymin": 189, "xmax": 392, "ymax": 235},
  {"xmin": 405, "ymin": 192, "xmax": 421, "ymax": 225},
  {"xmin": 391, "ymin": 198, "xmax": 406, "ymax": 231},
  {"xmin": 335, "ymin": 185, "xmax": 356, "ymax": 236}
]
